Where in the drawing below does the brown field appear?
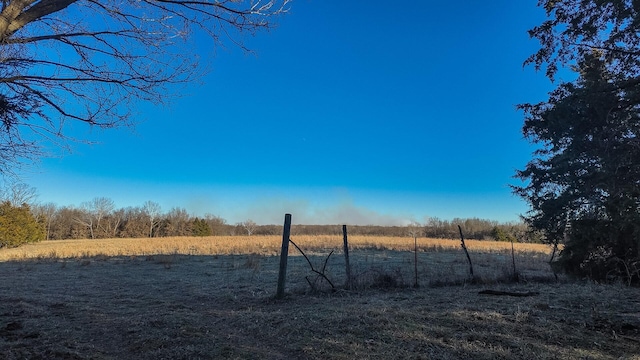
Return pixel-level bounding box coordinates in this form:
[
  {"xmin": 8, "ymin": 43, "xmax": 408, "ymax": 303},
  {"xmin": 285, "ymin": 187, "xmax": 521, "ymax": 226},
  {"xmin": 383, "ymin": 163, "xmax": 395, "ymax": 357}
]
[
  {"xmin": 0, "ymin": 235, "xmax": 552, "ymax": 260},
  {"xmin": 0, "ymin": 236, "xmax": 639, "ymax": 359}
]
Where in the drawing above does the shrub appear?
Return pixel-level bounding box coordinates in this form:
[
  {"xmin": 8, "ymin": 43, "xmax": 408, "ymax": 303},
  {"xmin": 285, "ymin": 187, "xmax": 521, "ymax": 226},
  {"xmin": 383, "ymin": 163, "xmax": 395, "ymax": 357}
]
[
  {"xmin": 554, "ymin": 219, "xmax": 640, "ymax": 284},
  {"xmin": 491, "ymin": 226, "xmax": 516, "ymax": 242},
  {"xmin": 0, "ymin": 201, "xmax": 45, "ymax": 248},
  {"xmin": 192, "ymin": 218, "xmax": 212, "ymax": 237}
]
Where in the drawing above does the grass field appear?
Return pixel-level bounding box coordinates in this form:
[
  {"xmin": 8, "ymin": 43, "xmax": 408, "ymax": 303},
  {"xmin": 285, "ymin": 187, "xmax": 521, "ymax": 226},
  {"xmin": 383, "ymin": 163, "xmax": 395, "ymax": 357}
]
[
  {"xmin": 0, "ymin": 235, "xmax": 555, "ymax": 287},
  {"xmin": 0, "ymin": 236, "xmax": 639, "ymax": 359},
  {"xmin": 0, "ymin": 235, "xmax": 553, "ymax": 260}
]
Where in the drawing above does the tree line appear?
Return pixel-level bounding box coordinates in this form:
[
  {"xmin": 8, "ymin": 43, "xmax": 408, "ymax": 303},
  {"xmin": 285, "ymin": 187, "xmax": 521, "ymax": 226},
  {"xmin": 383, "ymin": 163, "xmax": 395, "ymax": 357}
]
[
  {"xmin": 31, "ymin": 199, "xmax": 230, "ymax": 240},
  {"xmin": 30, "ymin": 199, "xmax": 533, "ymax": 241},
  {"xmin": 0, "ymin": 185, "xmax": 535, "ymax": 247},
  {"xmin": 286, "ymin": 219, "xmax": 537, "ymax": 243}
]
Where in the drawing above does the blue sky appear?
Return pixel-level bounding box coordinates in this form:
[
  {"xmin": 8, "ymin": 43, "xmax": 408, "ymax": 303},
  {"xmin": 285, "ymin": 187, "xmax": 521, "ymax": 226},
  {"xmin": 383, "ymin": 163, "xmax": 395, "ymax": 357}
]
[{"xmin": 19, "ymin": 1, "xmax": 561, "ymax": 225}]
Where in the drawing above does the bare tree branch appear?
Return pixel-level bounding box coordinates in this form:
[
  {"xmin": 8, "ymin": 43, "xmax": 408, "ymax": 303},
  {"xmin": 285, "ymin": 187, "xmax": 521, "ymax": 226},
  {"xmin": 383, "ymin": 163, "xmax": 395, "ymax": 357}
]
[{"xmin": 0, "ymin": 0, "xmax": 290, "ymax": 174}]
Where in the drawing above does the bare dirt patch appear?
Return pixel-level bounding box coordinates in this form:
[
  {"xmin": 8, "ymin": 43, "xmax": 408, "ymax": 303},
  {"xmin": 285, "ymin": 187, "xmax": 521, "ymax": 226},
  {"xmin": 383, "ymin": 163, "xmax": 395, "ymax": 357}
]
[{"xmin": 1, "ymin": 254, "xmax": 639, "ymax": 359}]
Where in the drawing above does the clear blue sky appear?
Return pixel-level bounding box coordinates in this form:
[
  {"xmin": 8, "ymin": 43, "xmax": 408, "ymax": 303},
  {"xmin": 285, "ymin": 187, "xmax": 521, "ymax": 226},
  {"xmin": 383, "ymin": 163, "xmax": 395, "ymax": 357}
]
[{"xmin": 19, "ymin": 1, "xmax": 560, "ymax": 225}]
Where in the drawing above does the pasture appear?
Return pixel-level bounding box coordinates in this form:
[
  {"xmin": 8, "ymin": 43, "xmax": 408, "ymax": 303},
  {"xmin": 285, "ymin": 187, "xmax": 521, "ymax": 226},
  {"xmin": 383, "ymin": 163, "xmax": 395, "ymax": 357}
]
[{"xmin": 0, "ymin": 236, "xmax": 639, "ymax": 359}]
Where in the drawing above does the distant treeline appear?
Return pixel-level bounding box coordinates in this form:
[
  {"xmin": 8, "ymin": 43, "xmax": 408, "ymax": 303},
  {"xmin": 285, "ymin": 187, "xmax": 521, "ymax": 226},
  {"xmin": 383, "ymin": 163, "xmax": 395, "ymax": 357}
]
[
  {"xmin": 278, "ymin": 219, "xmax": 540, "ymax": 243},
  {"xmin": 19, "ymin": 198, "xmax": 540, "ymax": 242}
]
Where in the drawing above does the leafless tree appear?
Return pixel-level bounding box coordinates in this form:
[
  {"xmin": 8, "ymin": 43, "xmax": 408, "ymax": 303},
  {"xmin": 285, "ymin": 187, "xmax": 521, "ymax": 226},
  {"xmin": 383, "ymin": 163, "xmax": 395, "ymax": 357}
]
[
  {"xmin": 120, "ymin": 206, "xmax": 147, "ymax": 238},
  {"xmin": 0, "ymin": 180, "xmax": 37, "ymax": 206},
  {"xmin": 72, "ymin": 197, "xmax": 115, "ymax": 239},
  {"xmin": 74, "ymin": 203, "xmax": 95, "ymax": 239},
  {"xmin": 106, "ymin": 208, "xmax": 125, "ymax": 237},
  {"xmin": 50, "ymin": 205, "xmax": 89, "ymax": 239},
  {"xmin": 241, "ymin": 219, "xmax": 257, "ymax": 236},
  {"xmin": 204, "ymin": 213, "xmax": 227, "ymax": 235},
  {"xmin": 31, "ymin": 201, "xmax": 56, "ymax": 240},
  {"xmin": 0, "ymin": 0, "xmax": 290, "ymax": 172},
  {"xmin": 90, "ymin": 197, "xmax": 115, "ymax": 237},
  {"xmin": 142, "ymin": 200, "xmax": 162, "ymax": 237},
  {"xmin": 407, "ymin": 221, "xmax": 423, "ymax": 239},
  {"xmin": 166, "ymin": 206, "xmax": 191, "ymax": 236}
]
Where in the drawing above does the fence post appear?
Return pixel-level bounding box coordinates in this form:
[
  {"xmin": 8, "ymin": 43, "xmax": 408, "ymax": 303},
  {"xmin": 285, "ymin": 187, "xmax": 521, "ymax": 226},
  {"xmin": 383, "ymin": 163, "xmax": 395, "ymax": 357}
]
[
  {"xmin": 457, "ymin": 225, "xmax": 474, "ymax": 279},
  {"xmin": 342, "ymin": 225, "xmax": 352, "ymax": 289},
  {"xmin": 276, "ymin": 214, "xmax": 292, "ymax": 298},
  {"xmin": 413, "ymin": 236, "xmax": 419, "ymax": 288}
]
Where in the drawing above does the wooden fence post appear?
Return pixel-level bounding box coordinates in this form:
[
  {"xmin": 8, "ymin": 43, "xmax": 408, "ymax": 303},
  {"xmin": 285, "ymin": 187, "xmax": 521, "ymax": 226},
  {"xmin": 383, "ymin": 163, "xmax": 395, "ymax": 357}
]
[
  {"xmin": 276, "ymin": 214, "xmax": 292, "ymax": 298},
  {"xmin": 413, "ymin": 236, "xmax": 419, "ymax": 288},
  {"xmin": 457, "ymin": 225, "xmax": 475, "ymax": 278},
  {"xmin": 342, "ymin": 225, "xmax": 352, "ymax": 289}
]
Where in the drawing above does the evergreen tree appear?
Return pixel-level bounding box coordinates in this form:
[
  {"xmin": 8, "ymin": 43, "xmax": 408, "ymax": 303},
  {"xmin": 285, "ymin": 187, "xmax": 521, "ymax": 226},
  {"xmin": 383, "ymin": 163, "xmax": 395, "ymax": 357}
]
[
  {"xmin": 521, "ymin": 0, "xmax": 640, "ymax": 283},
  {"xmin": 514, "ymin": 54, "xmax": 640, "ymax": 283},
  {"xmin": 0, "ymin": 201, "xmax": 45, "ymax": 248},
  {"xmin": 192, "ymin": 218, "xmax": 212, "ymax": 237}
]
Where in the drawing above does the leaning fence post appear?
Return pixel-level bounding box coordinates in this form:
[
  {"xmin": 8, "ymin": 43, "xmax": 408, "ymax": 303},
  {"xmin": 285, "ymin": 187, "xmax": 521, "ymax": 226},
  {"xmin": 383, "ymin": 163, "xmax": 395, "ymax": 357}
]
[
  {"xmin": 457, "ymin": 225, "xmax": 474, "ymax": 279},
  {"xmin": 342, "ymin": 225, "xmax": 352, "ymax": 289},
  {"xmin": 276, "ymin": 214, "xmax": 292, "ymax": 298}
]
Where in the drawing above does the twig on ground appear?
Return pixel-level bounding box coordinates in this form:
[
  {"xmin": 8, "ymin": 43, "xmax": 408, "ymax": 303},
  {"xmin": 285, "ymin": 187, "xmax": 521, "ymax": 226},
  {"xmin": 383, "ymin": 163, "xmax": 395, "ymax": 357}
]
[
  {"xmin": 289, "ymin": 239, "xmax": 336, "ymax": 290},
  {"xmin": 478, "ymin": 290, "xmax": 540, "ymax": 297}
]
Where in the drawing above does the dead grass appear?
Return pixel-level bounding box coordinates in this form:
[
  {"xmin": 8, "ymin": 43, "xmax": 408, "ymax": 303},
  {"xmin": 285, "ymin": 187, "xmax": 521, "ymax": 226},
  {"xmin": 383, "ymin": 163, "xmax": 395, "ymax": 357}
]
[
  {"xmin": 0, "ymin": 254, "xmax": 638, "ymax": 359},
  {"xmin": 2, "ymin": 236, "xmax": 635, "ymax": 359},
  {"xmin": 0, "ymin": 235, "xmax": 552, "ymax": 261},
  {"xmin": 0, "ymin": 235, "xmax": 557, "ymax": 290}
]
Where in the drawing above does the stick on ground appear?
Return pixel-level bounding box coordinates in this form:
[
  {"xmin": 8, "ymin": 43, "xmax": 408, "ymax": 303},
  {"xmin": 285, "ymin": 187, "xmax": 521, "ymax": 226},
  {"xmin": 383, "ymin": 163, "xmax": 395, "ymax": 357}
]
[{"xmin": 478, "ymin": 290, "xmax": 540, "ymax": 297}]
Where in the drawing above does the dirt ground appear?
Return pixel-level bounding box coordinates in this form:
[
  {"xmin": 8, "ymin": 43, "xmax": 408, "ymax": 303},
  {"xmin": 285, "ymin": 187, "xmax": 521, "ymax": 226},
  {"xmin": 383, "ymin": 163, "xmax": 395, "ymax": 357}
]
[{"xmin": 0, "ymin": 254, "xmax": 639, "ymax": 359}]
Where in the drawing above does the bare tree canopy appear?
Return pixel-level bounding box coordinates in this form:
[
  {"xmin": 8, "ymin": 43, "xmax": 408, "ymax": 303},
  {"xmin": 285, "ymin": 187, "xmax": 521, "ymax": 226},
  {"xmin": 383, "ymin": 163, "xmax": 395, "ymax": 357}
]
[
  {"xmin": 0, "ymin": 0, "xmax": 290, "ymax": 172},
  {"xmin": 0, "ymin": 179, "xmax": 37, "ymax": 205}
]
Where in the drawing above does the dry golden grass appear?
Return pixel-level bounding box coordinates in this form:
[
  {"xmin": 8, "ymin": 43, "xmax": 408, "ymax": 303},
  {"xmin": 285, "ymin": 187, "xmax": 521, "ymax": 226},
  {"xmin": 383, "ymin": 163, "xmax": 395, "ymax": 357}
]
[
  {"xmin": 1, "ymin": 235, "xmax": 638, "ymax": 359},
  {"xmin": 0, "ymin": 251, "xmax": 638, "ymax": 359},
  {"xmin": 0, "ymin": 235, "xmax": 553, "ymax": 261}
]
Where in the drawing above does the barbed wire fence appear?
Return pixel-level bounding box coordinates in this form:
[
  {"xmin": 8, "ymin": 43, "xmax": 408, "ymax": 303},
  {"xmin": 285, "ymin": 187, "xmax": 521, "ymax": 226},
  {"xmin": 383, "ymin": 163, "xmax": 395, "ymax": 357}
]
[{"xmin": 276, "ymin": 214, "xmax": 556, "ymax": 297}]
